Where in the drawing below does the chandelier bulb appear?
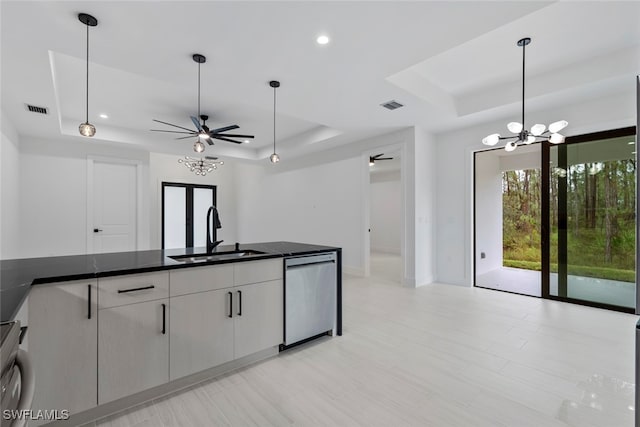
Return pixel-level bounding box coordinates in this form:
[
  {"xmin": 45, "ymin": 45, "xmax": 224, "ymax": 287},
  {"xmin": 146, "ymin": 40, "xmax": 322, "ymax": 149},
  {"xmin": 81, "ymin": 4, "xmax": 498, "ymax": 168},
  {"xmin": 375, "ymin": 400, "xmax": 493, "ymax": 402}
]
[
  {"xmin": 549, "ymin": 133, "xmax": 565, "ymax": 144},
  {"xmin": 482, "ymin": 133, "xmax": 500, "ymax": 146},
  {"xmin": 505, "ymin": 141, "xmax": 517, "ymax": 152},
  {"xmin": 507, "ymin": 122, "xmax": 523, "ymax": 134}
]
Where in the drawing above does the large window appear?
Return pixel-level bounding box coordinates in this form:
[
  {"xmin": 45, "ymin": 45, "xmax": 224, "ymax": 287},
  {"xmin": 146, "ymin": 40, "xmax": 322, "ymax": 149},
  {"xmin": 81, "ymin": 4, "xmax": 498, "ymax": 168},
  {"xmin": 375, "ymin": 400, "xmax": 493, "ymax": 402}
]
[{"xmin": 162, "ymin": 182, "xmax": 217, "ymax": 249}]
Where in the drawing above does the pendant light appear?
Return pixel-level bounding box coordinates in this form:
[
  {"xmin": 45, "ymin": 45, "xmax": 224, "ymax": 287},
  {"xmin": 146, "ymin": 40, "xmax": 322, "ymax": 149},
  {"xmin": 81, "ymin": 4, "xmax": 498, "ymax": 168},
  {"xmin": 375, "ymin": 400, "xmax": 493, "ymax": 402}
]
[
  {"xmin": 78, "ymin": 13, "xmax": 98, "ymax": 137},
  {"xmin": 482, "ymin": 38, "xmax": 568, "ymax": 151},
  {"xmin": 192, "ymin": 54, "xmax": 209, "ymax": 152},
  {"xmin": 269, "ymin": 80, "xmax": 280, "ymax": 163}
]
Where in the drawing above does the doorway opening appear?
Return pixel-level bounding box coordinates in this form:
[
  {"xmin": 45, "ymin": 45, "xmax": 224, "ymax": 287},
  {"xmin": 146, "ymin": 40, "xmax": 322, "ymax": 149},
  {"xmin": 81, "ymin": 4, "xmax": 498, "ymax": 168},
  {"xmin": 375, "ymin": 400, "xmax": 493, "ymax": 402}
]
[
  {"xmin": 368, "ymin": 149, "xmax": 402, "ymax": 285},
  {"xmin": 474, "ymin": 144, "xmax": 542, "ymax": 297}
]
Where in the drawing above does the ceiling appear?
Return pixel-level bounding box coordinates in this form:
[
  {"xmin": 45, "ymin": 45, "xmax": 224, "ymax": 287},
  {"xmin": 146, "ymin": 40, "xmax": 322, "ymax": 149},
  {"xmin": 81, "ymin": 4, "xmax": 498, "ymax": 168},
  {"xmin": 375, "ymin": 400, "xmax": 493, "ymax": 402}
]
[{"xmin": 2, "ymin": 1, "xmax": 639, "ymax": 162}]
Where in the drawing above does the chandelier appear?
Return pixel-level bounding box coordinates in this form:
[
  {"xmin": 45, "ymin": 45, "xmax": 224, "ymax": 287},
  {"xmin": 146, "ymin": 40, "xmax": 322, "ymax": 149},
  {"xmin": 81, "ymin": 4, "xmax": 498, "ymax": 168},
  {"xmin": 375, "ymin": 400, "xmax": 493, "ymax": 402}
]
[
  {"xmin": 178, "ymin": 156, "xmax": 223, "ymax": 176},
  {"xmin": 482, "ymin": 37, "xmax": 568, "ymax": 152}
]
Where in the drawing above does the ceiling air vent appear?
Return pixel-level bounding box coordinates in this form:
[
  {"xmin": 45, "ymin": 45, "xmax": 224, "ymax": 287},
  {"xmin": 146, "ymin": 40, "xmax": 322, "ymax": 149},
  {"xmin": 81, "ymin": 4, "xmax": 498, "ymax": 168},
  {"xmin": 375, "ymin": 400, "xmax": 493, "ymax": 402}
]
[
  {"xmin": 380, "ymin": 100, "xmax": 404, "ymax": 111},
  {"xmin": 25, "ymin": 104, "xmax": 48, "ymax": 115}
]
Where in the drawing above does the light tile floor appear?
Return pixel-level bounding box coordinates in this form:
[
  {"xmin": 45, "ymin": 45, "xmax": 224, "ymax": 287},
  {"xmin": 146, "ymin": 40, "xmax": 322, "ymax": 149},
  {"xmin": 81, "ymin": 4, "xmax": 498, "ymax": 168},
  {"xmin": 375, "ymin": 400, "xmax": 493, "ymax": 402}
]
[
  {"xmin": 90, "ymin": 274, "xmax": 638, "ymax": 427},
  {"xmin": 369, "ymin": 252, "xmax": 402, "ymax": 285}
]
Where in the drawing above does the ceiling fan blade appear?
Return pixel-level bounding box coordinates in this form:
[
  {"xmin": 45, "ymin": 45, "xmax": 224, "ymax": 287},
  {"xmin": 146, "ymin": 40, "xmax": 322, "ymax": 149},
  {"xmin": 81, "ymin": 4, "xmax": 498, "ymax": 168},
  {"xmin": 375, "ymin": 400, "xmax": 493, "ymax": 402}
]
[
  {"xmin": 371, "ymin": 154, "xmax": 384, "ymax": 160},
  {"xmin": 212, "ymin": 135, "xmax": 243, "ymax": 144},
  {"xmin": 214, "ymin": 134, "xmax": 254, "ymax": 139},
  {"xmin": 206, "ymin": 138, "xmax": 215, "ymax": 146},
  {"xmin": 190, "ymin": 116, "xmax": 204, "ymax": 132},
  {"xmin": 152, "ymin": 119, "xmax": 195, "ymax": 132},
  {"xmin": 210, "ymin": 125, "xmax": 239, "ymax": 134},
  {"xmin": 150, "ymin": 129, "xmax": 195, "ymax": 134},
  {"xmin": 378, "ymin": 157, "xmax": 394, "ymax": 160},
  {"xmin": 175, "ymin": 136, "xmax": 195, "ymax": 140}
]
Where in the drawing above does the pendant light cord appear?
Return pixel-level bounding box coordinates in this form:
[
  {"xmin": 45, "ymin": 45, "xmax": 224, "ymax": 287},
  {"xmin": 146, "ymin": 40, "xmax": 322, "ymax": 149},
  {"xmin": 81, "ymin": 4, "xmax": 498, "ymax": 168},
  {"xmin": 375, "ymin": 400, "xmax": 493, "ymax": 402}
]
[
  {"xmin": 197, "ymin": 62, "xmax": 201, "ymax": 119},
  {"xmin": 85, "ymin": 23, "xmax": 89, "ymax": 123},
  {"xmin": 521, "ymin": 40, "xmax": 526, "ymax": 131},
  {"xmin": 273, "ymin": 85, "xmax": 276, "ymax": 154}
]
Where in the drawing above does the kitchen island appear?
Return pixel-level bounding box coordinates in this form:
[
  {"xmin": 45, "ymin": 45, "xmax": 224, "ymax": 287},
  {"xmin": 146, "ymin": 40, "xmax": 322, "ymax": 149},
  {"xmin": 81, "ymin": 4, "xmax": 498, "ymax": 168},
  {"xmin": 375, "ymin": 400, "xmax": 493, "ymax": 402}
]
[
  {"xmin": 0, "ymin": 241, "xmax": 341, "ymax": 324},
  {"xmin": 0, "ymin": 241, "xmax": 341, "ymax": 426}
]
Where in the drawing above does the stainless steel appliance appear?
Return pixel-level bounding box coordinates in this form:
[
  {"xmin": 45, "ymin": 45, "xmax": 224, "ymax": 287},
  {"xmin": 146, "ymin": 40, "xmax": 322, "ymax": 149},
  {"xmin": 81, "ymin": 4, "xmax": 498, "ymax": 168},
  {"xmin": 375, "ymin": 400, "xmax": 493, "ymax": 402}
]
[
  {"xmin": 284, "ymin": 252, "xmax": 337, "ymax": 347},
  {"xmin": 1, "ymin": 321, "xmax": 34, "ymax": 427}
]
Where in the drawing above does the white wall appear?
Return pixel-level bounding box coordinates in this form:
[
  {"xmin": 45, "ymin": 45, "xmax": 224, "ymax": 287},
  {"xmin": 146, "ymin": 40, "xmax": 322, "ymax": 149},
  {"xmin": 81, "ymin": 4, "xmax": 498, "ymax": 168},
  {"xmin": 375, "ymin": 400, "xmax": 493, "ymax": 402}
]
[
  {"xmin": 474, "ymin": 150, "xmax": 502, "ymax": 276},
  {"xmin": 435, "ymin": 92, "xmax": 635, "ymax": 286},
  {"xmin": 370, "ymin": 170, "xmax": 401, "ymax": 254},
  {"xmin": 15, "ymin": 136, "xmax": 150, "ymax": 258},
  {"xmin": 411, "ymin": 126, "xmax": 437, "ymax": 286},
  {"xmin": 0, "ymin": 112, "xmax": 21, "ymax": 259},
  {"xmin": 148, "ymin": 152, "xmax": 237, "ymax": 249},
  {"xmin": 235, "ymin": 156, "xmax": 364, "ymax": 274}
]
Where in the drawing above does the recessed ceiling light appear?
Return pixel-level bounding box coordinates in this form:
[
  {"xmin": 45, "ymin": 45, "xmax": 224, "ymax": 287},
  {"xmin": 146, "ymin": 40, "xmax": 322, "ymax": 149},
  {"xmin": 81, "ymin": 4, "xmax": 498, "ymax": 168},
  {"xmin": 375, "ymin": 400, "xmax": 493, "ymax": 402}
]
[
  {"xmin": 99, "ymin": 113, "xmax": 108, "ymax": 119},
  {"xmin": 244, "ymin": 140, "xmax": 250, "ymax": 144},
  {"xmin": 316, "ymin": 35, "xmax": 330, "ymax": 45}
]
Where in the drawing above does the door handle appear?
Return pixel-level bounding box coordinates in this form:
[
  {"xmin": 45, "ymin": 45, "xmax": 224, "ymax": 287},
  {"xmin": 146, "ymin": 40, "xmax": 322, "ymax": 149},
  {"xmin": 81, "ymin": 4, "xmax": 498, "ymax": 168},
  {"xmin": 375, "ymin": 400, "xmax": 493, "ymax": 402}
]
[
  {"xmin": 93, "ymin": 228, "xmax": 103, "ymax": 233},
  {"xmin": 237, "ymin": 290, "xmax": 242, "ymax": 316},
  {"xmin": 228, "ymin": 292, "xmax": 233, "ymax": 318}
]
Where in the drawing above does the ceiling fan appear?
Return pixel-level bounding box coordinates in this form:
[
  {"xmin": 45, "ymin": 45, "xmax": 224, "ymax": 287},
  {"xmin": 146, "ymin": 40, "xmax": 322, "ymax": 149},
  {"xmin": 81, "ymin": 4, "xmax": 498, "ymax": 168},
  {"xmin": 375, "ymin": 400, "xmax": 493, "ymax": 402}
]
[
  {"xmin": 369, "ymin": 153, "xmax": 394, "ymax": 166},
  {"xmin": 151, "ymin": 54, "xmax": 254, "ymax": 152}
]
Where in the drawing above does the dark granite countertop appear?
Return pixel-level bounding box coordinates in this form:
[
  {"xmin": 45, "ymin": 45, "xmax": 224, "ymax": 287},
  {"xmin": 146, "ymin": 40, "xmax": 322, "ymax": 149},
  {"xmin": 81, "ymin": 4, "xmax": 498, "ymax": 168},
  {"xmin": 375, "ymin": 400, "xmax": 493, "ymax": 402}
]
[{"xmin": 0, "ymin": 241, "xmax": 340, "ymax": 322}]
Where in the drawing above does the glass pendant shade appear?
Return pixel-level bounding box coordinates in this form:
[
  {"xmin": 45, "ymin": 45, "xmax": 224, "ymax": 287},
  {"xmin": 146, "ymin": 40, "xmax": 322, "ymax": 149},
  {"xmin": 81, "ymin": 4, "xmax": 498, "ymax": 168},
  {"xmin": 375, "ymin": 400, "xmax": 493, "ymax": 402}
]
[
  {"xmin": 193, "ymin": 140, "xmax": 205, "ymax": 153},
  {"xmin": 549, "ymin": 133, "xmax": 565, "ymax": 144},
  {"xmin": 482, "ymin": 133, "xmax": 500, "ymax": 146},
  {"xmin": 79, "ymin": 122, "xmax": 96, "ymax": 137},
  {"xmin": 270, "ymin": 153, "xmax": 280, "ymax": 163},
  {"xmin": 507, "ymin": 122, "xmax": 523, "ymax": 133},
  {"xmin": 505, "ymin": 141, "xmax": 517, "ymax": 152},
  {"xmin": 549, "ymin": 120, "xmax": 568, "ymax": 133},
  {"xmin": 530, "ymin": 124, "xmax": 546, "ymax": 136}
]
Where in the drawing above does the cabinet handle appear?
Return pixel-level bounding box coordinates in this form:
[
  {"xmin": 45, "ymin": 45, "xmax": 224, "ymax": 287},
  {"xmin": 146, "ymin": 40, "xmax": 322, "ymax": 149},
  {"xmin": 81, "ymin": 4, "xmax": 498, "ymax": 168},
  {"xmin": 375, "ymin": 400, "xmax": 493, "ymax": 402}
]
[
  {"xmin": 228, "ymin": 292, "xmax": 233, "ymax": 318},
  {"xmin": 237, "ymin": 290, "xmax": 242, "ymax": 316},
  {"xmin": 88, "ymin": 285, "xmax": 92, "ymax": 320},
  {"xmin": 117, "ymin": 285, "xmax": 155, "ymax": 294},
  {"xmin": 161, "ymin": 303, "xmax": 166, "ymax": 335}
]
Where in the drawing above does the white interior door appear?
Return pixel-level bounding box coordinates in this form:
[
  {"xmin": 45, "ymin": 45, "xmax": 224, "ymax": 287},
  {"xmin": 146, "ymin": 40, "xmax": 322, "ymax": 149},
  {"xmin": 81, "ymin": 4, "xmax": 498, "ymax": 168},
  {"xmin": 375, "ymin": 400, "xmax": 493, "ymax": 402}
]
[{"xmin": 91, "ymin": 161, "xmax": 137, "ymax": 253}]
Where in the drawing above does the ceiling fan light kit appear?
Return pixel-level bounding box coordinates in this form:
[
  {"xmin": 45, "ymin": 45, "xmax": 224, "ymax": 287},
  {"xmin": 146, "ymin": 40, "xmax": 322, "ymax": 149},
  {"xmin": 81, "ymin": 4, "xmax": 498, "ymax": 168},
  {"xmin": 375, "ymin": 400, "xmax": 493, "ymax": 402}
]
[
  {"xmin": 151, "ymin": 53, "xmax": 255, "ymax": 157},
  {"xmin": 482, "ymin": 37, "xmax": 568, "ymax": 151},
  {"xmin": 78, "ymin": 13, "xmax": 98, "ymax": 138}
]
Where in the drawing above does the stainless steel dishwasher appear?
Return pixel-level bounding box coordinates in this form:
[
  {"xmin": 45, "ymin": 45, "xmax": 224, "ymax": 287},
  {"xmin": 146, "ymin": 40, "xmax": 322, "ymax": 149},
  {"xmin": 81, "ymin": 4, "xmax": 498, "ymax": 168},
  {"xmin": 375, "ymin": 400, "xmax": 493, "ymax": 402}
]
[{"xmin": 284, "ymin": 252, "xmax": 337, "ymax": 347}]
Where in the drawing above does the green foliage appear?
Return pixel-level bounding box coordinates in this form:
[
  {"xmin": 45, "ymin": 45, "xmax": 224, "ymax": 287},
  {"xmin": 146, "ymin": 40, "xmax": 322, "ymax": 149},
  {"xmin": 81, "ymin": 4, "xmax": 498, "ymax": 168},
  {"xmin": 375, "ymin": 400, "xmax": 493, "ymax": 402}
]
[
  {"xmin": 501, "ymin": 158, "xmax": 636, "ymax": 283},
  {"xmin": 503, "ymin": 259, "xmax": 635, "ymax": 283}
]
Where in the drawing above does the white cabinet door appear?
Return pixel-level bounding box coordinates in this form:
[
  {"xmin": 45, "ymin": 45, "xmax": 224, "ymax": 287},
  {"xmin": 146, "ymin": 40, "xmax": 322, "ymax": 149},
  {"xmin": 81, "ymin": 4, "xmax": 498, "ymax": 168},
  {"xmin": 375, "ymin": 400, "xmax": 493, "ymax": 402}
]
[
  {"xmin": 170, "ymin": 289, "xmax": 234, "ymax": 380},
  {"xmin": 28, "ymin": 280, "xmax": 98, "ymax": 416},
  {"xmin": 98, "ymin": 299, "xmax": 169, "ymax": 404},
  {"xmin": 234, "ymin": 279, "xmax": 283, "ymax": 359}
]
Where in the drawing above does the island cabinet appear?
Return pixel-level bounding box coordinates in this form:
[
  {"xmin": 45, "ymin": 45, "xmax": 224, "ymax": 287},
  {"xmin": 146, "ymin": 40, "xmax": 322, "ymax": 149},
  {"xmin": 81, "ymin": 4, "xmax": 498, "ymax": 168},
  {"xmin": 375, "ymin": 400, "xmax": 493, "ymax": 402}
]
[
  {"xmin": 28, "ymin": 279, "xmax": 98, "ymax": 418},
  {"xmin": 169, "ymin": 259, "xmax": 283, "ymax": 380},
  {"xmin": 169, "ymin": 264, "xmax": 235, "ymax": 380},
  {"xmin": 97, "ymin": 271, "xmax": 169, "ymax": 405},
  {"xmin": 233, "ymin": 260, "xmax": 283, "ymax": 359}
]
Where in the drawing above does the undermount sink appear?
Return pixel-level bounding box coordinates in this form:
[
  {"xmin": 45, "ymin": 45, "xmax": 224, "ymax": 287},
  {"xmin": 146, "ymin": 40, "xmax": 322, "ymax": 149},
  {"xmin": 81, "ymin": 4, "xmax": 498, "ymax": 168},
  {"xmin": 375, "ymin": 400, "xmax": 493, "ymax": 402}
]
[{"xmin": 169, "ymin": 250, "xmax": 265, "ymax": 263}]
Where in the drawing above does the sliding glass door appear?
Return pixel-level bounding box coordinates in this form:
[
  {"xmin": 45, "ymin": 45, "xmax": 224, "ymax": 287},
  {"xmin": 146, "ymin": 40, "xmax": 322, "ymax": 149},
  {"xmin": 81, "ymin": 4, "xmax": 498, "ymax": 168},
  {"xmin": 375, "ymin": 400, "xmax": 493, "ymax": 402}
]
[{"xmin": 543, "ymin": 128, "xmax": 637, "ymax": 312}]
